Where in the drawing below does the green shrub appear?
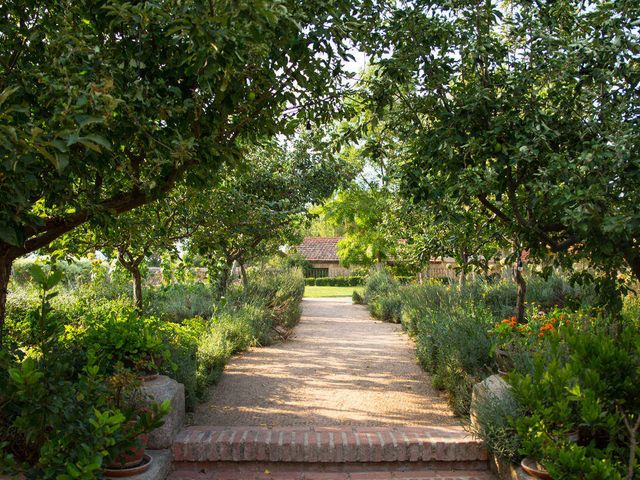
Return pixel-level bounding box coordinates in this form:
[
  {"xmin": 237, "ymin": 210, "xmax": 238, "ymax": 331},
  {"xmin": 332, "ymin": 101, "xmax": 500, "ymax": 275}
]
[
  {"xmin": 622, "ymin": 293, "xmax": 640, "ymax": 327},
  {"xmin": 4, "ymin": 265, "xmax": 306, "ymax": 416},
  {"xmin": 468, "ymin": 387, "xmax": 524, "ymax": 462},
  {"xmin": 65, "ymin": 310, "xmax": 172, "ymax": 375},
  {"xmin": 476, "ymin": 280, "xmax": 518, "ymax": 320},
  {"xmin": 399, "ymin": 282, "xmax": 449, "ymax": 336},
  {"xmin": 10, "ymin": 258, "xmax": 103, "ymax": 288},
  {"xmin": 364, "ymin": 268, "xmax": 399, "ymax": 304},
  {"xmin": 370, "ymin": 292, "xmax": 402, "ymax": 323},
  {"xmin": 146, "ymin": 282, "xmax": 216, "ymax": 321},
  {"xmin": 509, "ymin": 324, "xmax": 640, "ymax": 479},
  {"xmin": 164, "ymin": 267, "xmax": 305, "ymax": 406},
  {"xmin": 305, "ymin": 277, "xmax": 316, "ymax": 286},
  {"xmin": 414, "ymin": 303, "xmax": 495, "ymax": 416},
  {"xmin": 0, "ymin": 266, "xmax": 160, "ymax": 479},
  {"xmin": 303, "ymin": 276, "xmax": 365, "ymax": 287},
  {"xmin": 352, "ymin": 290, "xmax": 364, "ymax": 304}
]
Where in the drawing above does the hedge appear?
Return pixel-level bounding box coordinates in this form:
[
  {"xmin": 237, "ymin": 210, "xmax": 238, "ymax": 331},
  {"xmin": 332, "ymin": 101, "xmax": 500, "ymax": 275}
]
[{"xmin": 304, "ymin": 276, "xmax": 365, "ymax": 287}]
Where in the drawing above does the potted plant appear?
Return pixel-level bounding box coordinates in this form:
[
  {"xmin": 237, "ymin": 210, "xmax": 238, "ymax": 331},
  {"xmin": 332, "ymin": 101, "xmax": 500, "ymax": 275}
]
[
  {"xmin": 521, "ymin": 457, "xmax": 552, "ymax": 479},
  {"xmin": 104, "ymin": 370, "xmax": 169, "ymax": 477}
]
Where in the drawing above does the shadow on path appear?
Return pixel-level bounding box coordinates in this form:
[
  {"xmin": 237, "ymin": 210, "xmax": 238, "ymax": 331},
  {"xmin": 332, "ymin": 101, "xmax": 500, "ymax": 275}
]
[{"xmin": 192, "ymin": 298, "xmax": 458, "ymax": 427}]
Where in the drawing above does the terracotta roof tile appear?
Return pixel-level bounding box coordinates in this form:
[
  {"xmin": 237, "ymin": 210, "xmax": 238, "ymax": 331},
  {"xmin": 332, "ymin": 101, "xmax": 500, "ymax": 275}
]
[{"xmin": 296, "ymin": 237, "xmax": 342, "ymax": 262}]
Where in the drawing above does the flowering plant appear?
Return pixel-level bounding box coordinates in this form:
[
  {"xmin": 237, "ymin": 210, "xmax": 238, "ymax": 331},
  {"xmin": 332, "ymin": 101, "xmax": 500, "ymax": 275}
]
[{"xmin": 492, "ymin": 305, "xmax": 575, "ymax": 346}]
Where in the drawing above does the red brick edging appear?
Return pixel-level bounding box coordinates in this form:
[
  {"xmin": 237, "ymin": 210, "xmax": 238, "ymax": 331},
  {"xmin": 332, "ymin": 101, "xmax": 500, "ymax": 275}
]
[{"xmin": 172, "ymin": 426, "xmax": 488, "ymax": 464}]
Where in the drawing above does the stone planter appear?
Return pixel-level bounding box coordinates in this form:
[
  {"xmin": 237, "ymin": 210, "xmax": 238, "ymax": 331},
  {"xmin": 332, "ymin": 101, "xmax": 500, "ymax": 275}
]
[{"xmin": 141, "ymin": 375, "xmax": 185, "ymax": 449}]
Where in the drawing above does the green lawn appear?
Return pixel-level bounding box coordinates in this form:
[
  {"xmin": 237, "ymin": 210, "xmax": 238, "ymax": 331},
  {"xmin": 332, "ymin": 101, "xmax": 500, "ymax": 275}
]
[{"xmin": 304, "ymin": 286, "xmax": 364, "ymax": 298}]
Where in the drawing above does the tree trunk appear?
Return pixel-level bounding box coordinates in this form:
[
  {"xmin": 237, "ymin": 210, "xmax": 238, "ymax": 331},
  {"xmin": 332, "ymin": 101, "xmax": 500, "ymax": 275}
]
[
  {"xmin": 0, "ymin": 253, "xmax": 14, "ymax": 348},
  {"xmin": 514, "ymin": 266, "xmax": 527, "ymax": 324},
  {"xmin": 239, "ymin": 262, "xmax": 248, "ymax": 287},
  {"xmin": 116, "ymin": 249, "xmax": 144, "ymax": 312},
  {"xmin": 216, "ymin": 260, "xmax": 233, "ymax": 299},
  {"xmin": 132, "ymin": 268, "xmax": 143, "ymax": 312},
  {"xmin": 458, "ymin": 252, "xmax": 469, "ymax": 289},
  {"xmin": 625, "ymin": 251, "xmax": 640, "ymax": 283}
]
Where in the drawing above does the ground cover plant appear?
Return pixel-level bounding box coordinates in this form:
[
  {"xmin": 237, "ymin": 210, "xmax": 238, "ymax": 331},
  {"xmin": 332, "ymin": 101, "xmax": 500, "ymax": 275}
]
[
  {"xmin": 1, "ymin": 263, "xmax": 305, "ymax": 476},
  {"xmin": 362, "ymin": 268, "xmax": 639, "ymax": 478}
]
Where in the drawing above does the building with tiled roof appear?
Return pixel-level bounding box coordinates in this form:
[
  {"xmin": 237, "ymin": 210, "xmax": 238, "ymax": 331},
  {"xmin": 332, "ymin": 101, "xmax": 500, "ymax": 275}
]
[{"xmin": 295, "ymin": 237, "xmax": 351, "ymax": 277}]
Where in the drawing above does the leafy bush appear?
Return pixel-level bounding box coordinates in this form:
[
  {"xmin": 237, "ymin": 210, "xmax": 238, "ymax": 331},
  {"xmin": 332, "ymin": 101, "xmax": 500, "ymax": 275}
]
[
  {"xmin": 370, "ymin": 292, "xmax": 402, "ymax": 323},
  {"xmin": 0, "ymin": 266, "xmax": 165, "ymax": 479},
  {"xmin": 399, "ymin": 282, "xmax": 449, "ymax": 336},
  {"xmin": 163, "ymin": 267, "xmax": 305, "ymax": 407},
  {"xmin": 468, "ymin": 386, "xmax": 524, "ymax": 462},
  {"xmin": 363, "ymin": 268, "xmax": 398, "ymax": 304},
  {"xmin": 622, "ymin": 293, "xmax": 640, "ymax": 327},
  {"xmin": 146, "ymin": 282, "xmax": 216, "ymax": 321},
  {"xmin": 64, "ymin": 310, "xmax": 172, "ymax": 375},
  {"xmin": 10, "ymin": 258, "xmax": 105, "ymax": 288},
  {"xmin": 352, "ymin": 290, "xmax": 364, "ymax": 304},
  {"xmin": 509, "ymin": 324, "xmax": 640, "ymax": 479},
  {"xmin": 415, "ymin": 303, "xmax": 496, "ymax": 416}
]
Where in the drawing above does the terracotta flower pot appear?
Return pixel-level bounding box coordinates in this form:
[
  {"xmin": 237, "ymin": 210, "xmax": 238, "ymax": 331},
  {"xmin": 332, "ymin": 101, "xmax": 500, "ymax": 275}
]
[
  {"xmin": 107, "ymin": 433, "xmax": 149, "ymax": 470},
  {"xmin": 104, "ymin": 454, "xmax": 152, "ymax": 478},
  {"xmin": 521, "ymin": 457, "xmax": 552, "ymax": 479}
]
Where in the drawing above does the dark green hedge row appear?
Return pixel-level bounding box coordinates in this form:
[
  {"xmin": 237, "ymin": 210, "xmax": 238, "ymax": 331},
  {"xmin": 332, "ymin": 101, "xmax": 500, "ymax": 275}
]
[
  {"xmin": 305, "ymin": 275, "xmax": 414, "ymax": 287},
  {"xmin": 305, "ymin": 276, "xmax": 365, "ymax": 286}
]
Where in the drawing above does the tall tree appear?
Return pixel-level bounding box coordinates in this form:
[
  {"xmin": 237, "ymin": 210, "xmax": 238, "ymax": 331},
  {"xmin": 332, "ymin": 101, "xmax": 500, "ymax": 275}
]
[
  {"xmin": 359, "ymin": 0, "xmax": 640, "ymax": 312},
  {"xmin": 0, "ymin": 0, "xmax": 361, "ymax": 335}
]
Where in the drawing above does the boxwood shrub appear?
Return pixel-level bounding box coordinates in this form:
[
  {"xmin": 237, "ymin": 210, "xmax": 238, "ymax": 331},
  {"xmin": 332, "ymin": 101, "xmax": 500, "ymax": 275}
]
[{"xmin": 305, "ymin": 276, "xmax": 365, "ymax": 287}]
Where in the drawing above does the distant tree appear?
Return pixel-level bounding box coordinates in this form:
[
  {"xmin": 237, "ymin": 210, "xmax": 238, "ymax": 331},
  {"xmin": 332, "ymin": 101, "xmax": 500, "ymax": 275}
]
[
  {"xmin": 68, "ymin": 190, "xmax": 194, "ymax": 310},
  {"xmin": 189, "ymin": 139, "xmax": 348, "ymax": 296}
]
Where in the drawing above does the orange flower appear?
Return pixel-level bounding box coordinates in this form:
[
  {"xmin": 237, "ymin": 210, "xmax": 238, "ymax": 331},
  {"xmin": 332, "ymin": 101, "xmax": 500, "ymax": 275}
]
[{"xmin": 539, "ymin": 323, "xmax": 556, "ymax": 333}]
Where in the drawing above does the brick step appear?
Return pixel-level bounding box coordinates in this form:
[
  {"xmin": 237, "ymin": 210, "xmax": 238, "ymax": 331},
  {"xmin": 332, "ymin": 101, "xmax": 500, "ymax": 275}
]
[
  {"xmin": 172, "ymin": 426, "xmax": 488, "ymax": 465},
  {"xmin": 169, "ymin": 464, "xmax": 496, "ymax": 480}
]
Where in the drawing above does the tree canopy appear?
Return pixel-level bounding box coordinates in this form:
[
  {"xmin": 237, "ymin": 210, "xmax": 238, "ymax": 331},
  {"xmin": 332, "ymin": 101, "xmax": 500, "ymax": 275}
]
[
  {"xmin": 0, "ymin": 0, "xmax": 361, "ymax": 328},
  {"xmin": 355, "ymin": 0, "xmax": 640, "ymax": 299}
]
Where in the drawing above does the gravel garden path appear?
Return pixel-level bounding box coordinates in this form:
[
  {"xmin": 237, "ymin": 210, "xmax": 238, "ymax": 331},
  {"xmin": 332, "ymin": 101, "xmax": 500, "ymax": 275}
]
[{"xmin": 192, "ymin": 297, "xmax": 458, "ymax": 427}]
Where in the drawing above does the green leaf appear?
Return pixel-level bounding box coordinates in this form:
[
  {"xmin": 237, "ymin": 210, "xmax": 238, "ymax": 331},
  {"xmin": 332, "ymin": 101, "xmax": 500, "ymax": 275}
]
[
  {"xmin": 29, "ymin": 264, "xmax": 47, "ymax": 286},
  {"xmin": 80, "ymin": 134, "xmax": 111, "ymax": 151},
  {"xmin": 75, "ymin": 115, "xmax": 105, "ymax": 129},
  {"xmin": 0, "ymin": 225, "xmax": 19, "ymax": 246}
]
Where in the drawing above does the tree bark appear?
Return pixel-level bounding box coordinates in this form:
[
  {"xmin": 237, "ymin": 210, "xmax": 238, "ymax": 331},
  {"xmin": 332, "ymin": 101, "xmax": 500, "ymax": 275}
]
[
  {"xmin": 132, "ymin": 268, "xmax": 143, "ymax": 312},
  {"xmin": 216, "ymin": 259, "xmax": 233, "ymax": 299},
  {"xmin": 624, "ymin": 251, "xmax": 640, "ymax": 283},
  {"xmin": 458, "ymin": 252, "xmax": 469, "ymax": 289},
  {"xmin": 239, "ymin": 262, "xmax": 248, "ymax": 287},
  {"xmin": 0, "ymin": 253, "xmax": 14, "ymax": 348},
  {"xmin": 117, "ymin": 248, "xmax": 144, "ymax": 312},
  {"xmin": 514, "ymin": 266, "xmax": 527, "ymax": 324}
]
